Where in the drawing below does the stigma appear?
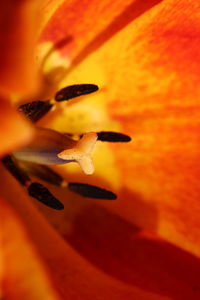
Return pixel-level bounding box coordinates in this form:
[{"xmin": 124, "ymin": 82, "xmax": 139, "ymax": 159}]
[{"xmin": 13, "ymin": 127, "xmax": 97, "ymax": 175}]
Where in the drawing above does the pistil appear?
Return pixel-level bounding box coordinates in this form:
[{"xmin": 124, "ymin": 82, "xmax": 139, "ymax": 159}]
[{"xmin": 13, "ymin": 127, "xmax": 97, "ymax": 175}]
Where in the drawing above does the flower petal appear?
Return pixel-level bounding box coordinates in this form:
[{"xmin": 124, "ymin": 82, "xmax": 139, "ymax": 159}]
[
  {"xmin": 3, "ymin": 164, "xmax": 200, "ymax": 299},
  {"xmin": 39, "ymin": 0, "xmax": 200, "ymax": 257},
  {"xmin": 0, "ymin": 165, "xmax": 177, "ymax": 300},
  {"xmin": 0, "ymin": 196, "xmax": 61, "ymax": 300},
  {"xmin": 40, "ymin": 0, "xmax": 163, "ymax": 63},
  {"xmin": 0, "ymin": 98, "xmax": 33, "ymax": 156},
  {"xmin": 98, "ymin": 0, "xmax": 200, "ymax": 257},
  {"xmin": 0, "ymin": 0, "xmax": 41, "ymax": 95}
]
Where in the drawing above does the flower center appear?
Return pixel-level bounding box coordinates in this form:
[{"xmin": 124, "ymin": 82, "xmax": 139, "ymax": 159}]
[{"xmin": 2, "ymin": 84, "xmax": 131, "ymax": 210}]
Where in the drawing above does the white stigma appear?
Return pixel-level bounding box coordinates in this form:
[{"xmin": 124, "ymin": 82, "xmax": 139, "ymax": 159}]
[{"xmin": 58, "ymin": 132, "xmax": 97, "ymax": 175}]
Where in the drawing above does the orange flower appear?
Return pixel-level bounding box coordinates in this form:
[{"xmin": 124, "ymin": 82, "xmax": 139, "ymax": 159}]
[{"xmin": 1, "ymin": 0, "xmax": 200, "ymax": 299}]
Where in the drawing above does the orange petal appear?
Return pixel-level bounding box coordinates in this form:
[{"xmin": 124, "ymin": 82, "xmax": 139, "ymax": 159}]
[
  {"xmin": 40, "ymin": 0, "xmax": 163, "ymax": 62},
  {"xmin": 0, "ymin": 98, "xmax": 33, "ymax": 156},
  {"xmin": 0, "ymin": 0, "xmax": 41, "ymax": 95},
  {"xmin": 1, "ymin": 165, "xmax": 200, "ymax": 299},
  {"xmin": 0, "ymin": 196, "xmax": 61, "ymax": 300},
  {"xmin": 99, "ymin": 0, "xmax": 200, "ymax": 256},
  {"xmin": 38, "ymin": 0, "xmax": 200, "ymax": 257}
]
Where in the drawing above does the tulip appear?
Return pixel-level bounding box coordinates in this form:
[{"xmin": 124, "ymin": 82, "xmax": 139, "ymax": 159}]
[{"xmin": 1, "ymin": 0, "xmax": 200, "ymax": 299}]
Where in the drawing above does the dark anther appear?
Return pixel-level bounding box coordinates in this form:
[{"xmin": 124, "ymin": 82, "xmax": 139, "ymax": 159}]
[
  {"xmin": 28, "ymin": 182, "xmax": 64, "ymax": 210},
  {"xmin": 68, "ymin": 182, "xmax": 117, "ymax": 200},
  {"xmin": 2, "ymin": 155, "xmax": 30, "ymax": 186},
  {"xmin": 97, "ymin": 131, "xmax": 131, "ymax": 142},
  {"xmin": 55, "ymin": 84, "xmax": 99, "ymax": 102},
  {"xmin": 18, "ymin": 100, "xmax": 53, "ymax": 122}
]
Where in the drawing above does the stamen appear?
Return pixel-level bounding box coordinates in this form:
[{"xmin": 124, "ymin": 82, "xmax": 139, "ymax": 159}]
[
  {"xmin": 55, "ymin": 84, "xmax": 99, "ymax": 101},
  {"xmin": 68, "ymin": 182, "xmax": 117, "ymax": 200},
  {"xmin": 2, "ymin": 156, "xmax": 64, "ymax": 209},
  {"xmin": 19, "ymin": 84, "xmax": 99, "ymax": 122},
  {"xmin": 28, "ymin": 182, "xmax": 64, "ymax": 210},
  {"xmin": 12, "ymin": 83, "xmax": 128, "ymax": 206},
  {"xmin": 20, "ymin": 162, "xmax": 66, "ymax": 186},
  {"xmin": 2, "ymin": 155, "xmax": 30, "ymax": 186},
  {"xmin": 97, "ymin": 131, "xmax": 131, "ymax": 142},
  {"xmin": 19, "ymin": 100, "xmax": 53, "ymax": 122}
]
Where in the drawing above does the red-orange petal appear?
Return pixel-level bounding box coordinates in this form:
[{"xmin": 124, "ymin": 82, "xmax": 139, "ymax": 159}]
[{"xmin": 40, "ymin": 0, "xmax": 159, "ymax": 61}]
